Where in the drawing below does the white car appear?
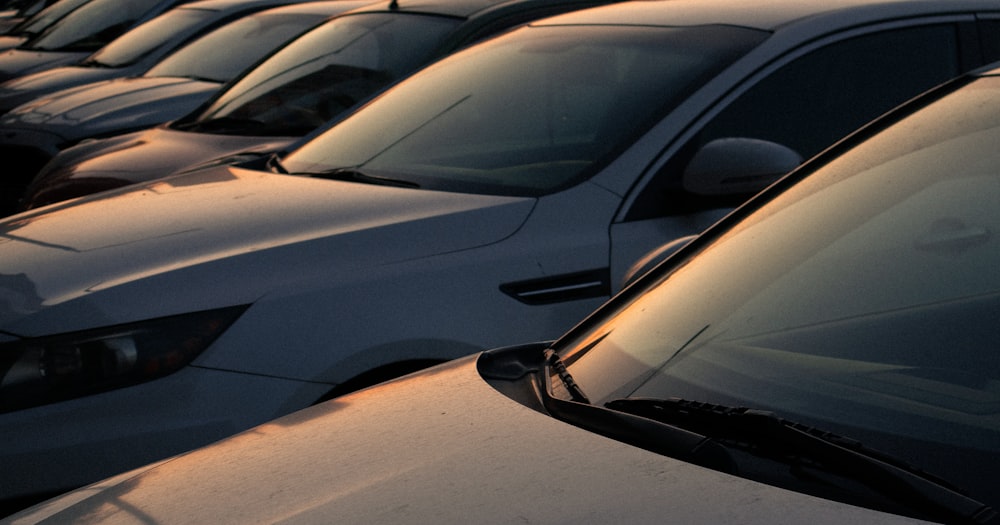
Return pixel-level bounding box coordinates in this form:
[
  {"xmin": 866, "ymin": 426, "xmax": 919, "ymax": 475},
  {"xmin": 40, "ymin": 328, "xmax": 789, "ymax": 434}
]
[
  {"xmin": 7, "ymin": 55, "xmax": 998, "ymax": 525},
  {"xmin": 2, "ymin": 0, "xmax": 1000, "ymax": 515}
]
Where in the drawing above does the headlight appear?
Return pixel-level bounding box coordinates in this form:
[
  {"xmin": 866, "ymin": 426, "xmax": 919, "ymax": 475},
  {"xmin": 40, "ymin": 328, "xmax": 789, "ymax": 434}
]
[{"xmin": 0, "ymin": 305, "xmax": 247, "ymax": 413}]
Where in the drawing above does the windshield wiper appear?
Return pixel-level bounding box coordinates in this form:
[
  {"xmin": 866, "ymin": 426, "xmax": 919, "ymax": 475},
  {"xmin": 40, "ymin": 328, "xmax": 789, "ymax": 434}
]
[
  {"xmin": 266, "ymin": 152, "xmax": 288, "ymax": 174},
  {"xmin": 177, "ymin": 116, "xmax": 269, "ymax": 134},
  {"xmin": 308, "ymin": 167, "xmax": 419, "ymax": 188},
  {"xmin": 605, "ymin": 397, "xmax": 996, "ymax": 524}
]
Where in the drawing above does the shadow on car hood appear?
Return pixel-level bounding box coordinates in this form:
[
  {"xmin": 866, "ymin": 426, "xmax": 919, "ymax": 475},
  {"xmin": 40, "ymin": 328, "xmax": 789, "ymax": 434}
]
[
  {"xmin": 0, "ymin": 166, "xmax": 535, "ymax": 335},
  {"xmin": 0, "ymin": 65, "xmax": 120, "ymax": 113},
  {"xmin": 6, "ymin": 354, "xmax": 932, "ymax": 524},
  {"xmin": 0, "ymin": 76, "xmax": 218, "ymax": 140}
]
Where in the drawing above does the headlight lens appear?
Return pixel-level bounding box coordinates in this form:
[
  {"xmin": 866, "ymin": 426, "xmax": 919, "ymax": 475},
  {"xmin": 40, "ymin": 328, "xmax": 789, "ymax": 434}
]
[{"xmin": 0, "ymin": 305, "xmax": 247, "ymax": 413}]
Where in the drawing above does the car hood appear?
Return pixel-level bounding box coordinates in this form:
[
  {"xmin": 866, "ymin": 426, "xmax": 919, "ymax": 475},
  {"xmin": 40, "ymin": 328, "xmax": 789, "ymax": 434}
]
[
  {"xmin": 0, "ymin": 65, "xmax": 119, "ymax": 112},
  {"xmin": 0, "ymin": 34, "xmax": 27, "ymax": 52},
  {"xmin": 0, "ymin": 48, "xmax": 85, "ymax": 81},
  {"xmin": 0, "ymin": 165, "xmax": 534, "ymax": 336},
  {"xmin": 0, "ymin": 76, "xmax": 219, "ymax": 140},
  {"xmin": 49, "ymin": 126, "xmax": 297, "ymax": 182},
  {"xmin": 5, "ymin": 353, "xmax": 932, "ymax": 524}
]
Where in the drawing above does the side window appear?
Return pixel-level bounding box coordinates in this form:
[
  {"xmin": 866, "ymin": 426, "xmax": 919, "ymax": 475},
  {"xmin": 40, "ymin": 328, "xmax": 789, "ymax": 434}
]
[
  {"xmin": 628, "ymin": 24, "xmax": 963, "ymax": 220},
  {"xmin": 980, "ymin": 17, "xmax": 1000, "ymax": 62}
]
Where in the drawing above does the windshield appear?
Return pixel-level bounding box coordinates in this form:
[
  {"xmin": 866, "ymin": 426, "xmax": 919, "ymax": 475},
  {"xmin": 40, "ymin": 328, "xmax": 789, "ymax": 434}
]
[
  {"xmin": 181, "ymin": 12, "xmax": 462, "ymax": 136},
  {"xmin": 9, "ymin": 0, "xmax": 87, "ymax": 37},
  {"xmin": 83, "ymin": 6, "xmax": 211, "ymax": 67},
  {"xmin": 24, "ymin": 0, "xmax": 164, "ymax": 51},
  {"xmin": 555, "ymin": 77, "xmax": 1000, "ymax": 510},
  {"xmin": 145, "ymin": 11, "xmax": 324, "ymax": 84},
  {"xmin": 280, "ymin": 24, "xmax": 767, "ymax": 196}
]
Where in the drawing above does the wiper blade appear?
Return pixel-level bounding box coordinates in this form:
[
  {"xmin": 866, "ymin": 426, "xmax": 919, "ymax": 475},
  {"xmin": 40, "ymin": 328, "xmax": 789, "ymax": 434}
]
[
  {"xmin": 606, "ymin": 397, "xmax": 996, "ymax": 524},
  {"xmin": 308, "ymin": 167, "xmax": 419, "ymax": 188}
]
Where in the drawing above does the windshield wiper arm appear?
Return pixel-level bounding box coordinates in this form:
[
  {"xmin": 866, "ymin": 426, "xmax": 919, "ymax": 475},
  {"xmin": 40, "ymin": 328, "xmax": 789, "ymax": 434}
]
[
  {"xmin": 606, "ymin": 397, "xmax": 996, "ymax": 524},
  {"xmin": 266, "ymin": 153, "xmax": 288, "ymax": 174},
  {"xmin": 308, "ymin": 167, "xmax": 419, "ymax": 188}
]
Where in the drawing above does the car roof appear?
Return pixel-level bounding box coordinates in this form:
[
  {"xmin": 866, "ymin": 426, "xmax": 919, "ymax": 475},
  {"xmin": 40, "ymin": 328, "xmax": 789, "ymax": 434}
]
[
  {"xmin": 174, "ymin": 0, "xmax": 295, "ymax": 10},
  {"xmin": 247, "ymin": 0, "xmax": 377, "ymax": 16},
  {"xmin": 535, "ymin": 0, "xmax": 1000, "ymax": 31},
  {"xmin": 340, "ymin": 0, "xmax": 604, "ymax": 20}
]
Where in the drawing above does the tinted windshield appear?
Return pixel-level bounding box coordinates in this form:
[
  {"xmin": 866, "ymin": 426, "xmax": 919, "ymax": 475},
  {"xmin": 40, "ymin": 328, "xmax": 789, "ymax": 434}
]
[
  {"xmin": 183, "ymin": 12, "xmax": 462, "ymax": 136},
  {"xmin": 24, "ymin": 0, "xmax": 164, "ymax": 51},
  {"xmin": 556, "ymin": 76, "xmax": 1000, "ymax": 510},
  {"xmin": 9, "ymin": 0, "xmax": 87, "ymax": 36},
  {"xmin": 85, "ymin": 7, "xmax": 212, "ymax": 67},
  {"xmin": 280, "ymin": 24, "xmax": 767, "ymax": 196},
  {"xmin": 145, "ymin": 11, "xmax": 324, "ymax": 83}
]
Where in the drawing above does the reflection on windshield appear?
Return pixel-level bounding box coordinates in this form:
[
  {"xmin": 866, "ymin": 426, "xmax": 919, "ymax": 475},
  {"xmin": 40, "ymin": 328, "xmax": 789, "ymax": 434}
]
[
  {"xmin": 85, "ymin": 8, "xmax": 211, "ymax": 67},
  {"xmin": 144, "ymin": 12, "xmax": 326, "ymax": 84},
  {"xmin": 183, "ymin": 13, "xmax": 461, "ymax": 137},
  {"xmin": 558, "ymin": 77, "xmax": 1000, "ymax": 509},
  {"xmin": 12, "ymin": 0, "xmax": 87, "ymax": 37},
  {"xmin": 281, "ymin": 24, "xmax": 767, "ymax": 196},
  {"xmin": 25, "ymin": 0, "xmax": 162, "ymax": 51}
]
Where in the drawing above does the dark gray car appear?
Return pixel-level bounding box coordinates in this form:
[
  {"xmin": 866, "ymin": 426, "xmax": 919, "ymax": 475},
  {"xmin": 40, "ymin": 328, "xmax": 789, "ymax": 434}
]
[
  {"xmin": 0, "ymin": 0, "xmax": 199, "ymax": 83},
  {"xmin": 0, "ymin": 0, "xmax": 320, "ymax": 115}
]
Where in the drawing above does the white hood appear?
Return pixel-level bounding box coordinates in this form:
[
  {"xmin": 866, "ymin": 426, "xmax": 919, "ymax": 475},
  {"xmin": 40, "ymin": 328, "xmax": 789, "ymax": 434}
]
[
  {"xmin": 0, "ymin": 165, "xmax": 534, "ymax": 336},
  {"xmin": 4, "ymin": 355, "xmax": 931, "ymax": 525}
]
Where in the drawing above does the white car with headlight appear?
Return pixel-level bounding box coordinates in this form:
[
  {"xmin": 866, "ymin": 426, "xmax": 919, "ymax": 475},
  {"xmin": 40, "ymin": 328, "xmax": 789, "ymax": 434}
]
[
  {"xmin": 2, "ymin": 0, "xmax": 1000, "ymax": 516},
  {"xmin": 8, "ymin": 55, "xmax": 1000, "ymax": 525}
]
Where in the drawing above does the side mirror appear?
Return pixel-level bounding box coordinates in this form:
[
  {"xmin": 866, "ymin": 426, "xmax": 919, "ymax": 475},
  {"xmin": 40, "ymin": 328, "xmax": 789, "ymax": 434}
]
[
  {"xmin": 683, "ymin": 137, "xmax": 802, "ymax": 196},
  {"xmin": 621, "ymin": 235, "xmax": 697, "ymax": 289}
]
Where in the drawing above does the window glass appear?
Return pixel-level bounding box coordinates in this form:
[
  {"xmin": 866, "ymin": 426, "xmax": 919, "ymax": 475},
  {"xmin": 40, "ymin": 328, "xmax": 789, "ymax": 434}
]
[
  {"xmin": 559, "ymin": 77, "xmax": 1000, "ymax": 508},
  {"xmin": 282, "ymin": 24, "xmax": 767, "ymax": 196},
  {"xmin": 146, "ymin": 12, "xmax": 323, "ymax": 84},
  {"xmin": 186, "ymin": 13, "xmax": 462, "ymax": 136},
  {"xmin": 86, "ymin": 7, "xmax": 212, "ymax": 67},
  {"xmin": 25, "ymin": 0, "xmax": 163, "ymax": 51},
  {"xmin": 631, "ymin": 24, "xmax": 963, "ymax": 219},
  {"xmin": 11, "ymin": 0, "xmax": 88, "ymax": 37}
]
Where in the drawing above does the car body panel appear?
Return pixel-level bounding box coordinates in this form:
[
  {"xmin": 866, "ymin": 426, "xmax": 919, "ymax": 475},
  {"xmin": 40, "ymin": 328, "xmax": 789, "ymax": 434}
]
[
  {"xmin": 3, "ymin": 355, "xmax": 932, "ymax": 524},
  {"xmin": 0, "ymin": 48, "xmax": 81, "ymax": 78},
  {"xmin": 0, "ymin": 165, "xmax": 535, "ymax": 336},
  {"xmin": 0, "ymin": 76, "xmax": 219, "ymax": 146},
  {"xmin": 27, "ymin": 125, "xmax": 296, "ymax": 183},
  {"xmin": 0, "ymin": 35, "xmax": 25, "ymax": 49}
]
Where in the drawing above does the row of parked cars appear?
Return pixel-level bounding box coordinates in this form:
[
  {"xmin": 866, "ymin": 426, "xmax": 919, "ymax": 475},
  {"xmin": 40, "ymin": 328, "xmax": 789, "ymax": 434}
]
[{"xmin": 0, "ymin": 0, "xmax": 998, "ymax": 522}]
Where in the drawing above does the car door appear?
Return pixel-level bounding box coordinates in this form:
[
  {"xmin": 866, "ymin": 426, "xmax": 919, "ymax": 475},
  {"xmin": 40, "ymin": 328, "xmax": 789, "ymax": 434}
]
[{"xmin": 608, "ymin": 15, "xmax": 1000, "ymax": 289}]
